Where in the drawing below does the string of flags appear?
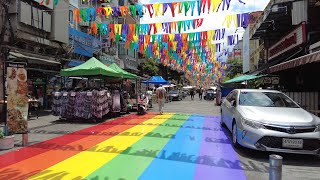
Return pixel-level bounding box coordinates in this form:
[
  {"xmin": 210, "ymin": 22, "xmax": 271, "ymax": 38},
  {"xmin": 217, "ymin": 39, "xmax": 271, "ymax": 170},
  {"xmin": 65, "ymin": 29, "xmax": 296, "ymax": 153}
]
[
  {"xmin": 87, "ymin": 12, "xmax": 249, "ymax": 36},
  {"xmin": 40, "ymin": 0, "xmax": 249, "ymax": 85},
  {"xmin": 52, "ymin": 0, "xmax": 246, "ymax": 18},
  {"xmin": 83, "ymin": 18, "xmax": 204, "ymax": 35}
]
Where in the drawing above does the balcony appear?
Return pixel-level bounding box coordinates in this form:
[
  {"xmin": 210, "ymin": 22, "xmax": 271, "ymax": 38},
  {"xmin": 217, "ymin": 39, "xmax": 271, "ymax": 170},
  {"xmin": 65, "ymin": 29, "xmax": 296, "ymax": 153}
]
[{"xmin": 250, "ymin": 0, "xmax": 293, "ymax": 41}]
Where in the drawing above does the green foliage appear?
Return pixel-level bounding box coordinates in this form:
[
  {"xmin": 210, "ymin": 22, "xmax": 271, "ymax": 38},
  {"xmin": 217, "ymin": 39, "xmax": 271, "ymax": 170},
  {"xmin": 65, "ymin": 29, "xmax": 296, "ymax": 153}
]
[
  {"xmin": 157, "ymin": 64, "xmax": 183, "ymax": 83},
  {"xmin": 137, "ymin": 59, "xmax": 159, "ymax": 76},
  {"xmin": 222, "ymin": 73, "xmax": 242, "ymax": 83},
  {"xmin": 0, "ymin": 129, "xmax": 4, "ymax": 139},
  {"xmin": 168, "ymin": 68, "xmax": 184, "ymax": 83},
  {"xmin": 222, "ymin": 58, "xmax": 243, "ymax": 82},
  {"xmin": 247, "ymin": 78, "xmax": 264, "ymax": 89}
]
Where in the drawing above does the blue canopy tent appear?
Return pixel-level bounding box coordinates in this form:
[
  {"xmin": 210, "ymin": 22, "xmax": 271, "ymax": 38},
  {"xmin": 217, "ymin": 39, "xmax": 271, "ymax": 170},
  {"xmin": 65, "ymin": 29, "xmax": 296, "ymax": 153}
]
[{"xmin": 142, "ymin": 76, "xmax": 169, "ymax": 85}]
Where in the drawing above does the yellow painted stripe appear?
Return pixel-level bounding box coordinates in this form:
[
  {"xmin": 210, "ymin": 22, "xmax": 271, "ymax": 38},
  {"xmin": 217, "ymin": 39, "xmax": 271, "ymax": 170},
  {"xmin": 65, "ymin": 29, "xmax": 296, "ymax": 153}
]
[{"xmin": 28, "ymin": 114, "xmax": 173, "ymax": 180}]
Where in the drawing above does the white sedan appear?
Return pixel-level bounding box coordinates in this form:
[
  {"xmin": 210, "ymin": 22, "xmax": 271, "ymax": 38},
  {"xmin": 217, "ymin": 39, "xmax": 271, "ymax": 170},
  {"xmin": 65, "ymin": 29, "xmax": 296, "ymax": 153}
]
[{"xmin": 221, "ymin": 89, "xmax": 320, "ymax": 155}]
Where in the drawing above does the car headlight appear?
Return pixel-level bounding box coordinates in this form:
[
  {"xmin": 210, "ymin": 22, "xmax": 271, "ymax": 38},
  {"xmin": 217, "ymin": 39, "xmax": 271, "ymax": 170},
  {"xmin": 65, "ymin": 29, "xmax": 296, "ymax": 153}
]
[
  {"xmin": 241, "ymin": 117, "xmax": 265, "ymax": 129},
  {"xmin": 315, "ymin": 125, "xmax": 320, "ymax": 132}
]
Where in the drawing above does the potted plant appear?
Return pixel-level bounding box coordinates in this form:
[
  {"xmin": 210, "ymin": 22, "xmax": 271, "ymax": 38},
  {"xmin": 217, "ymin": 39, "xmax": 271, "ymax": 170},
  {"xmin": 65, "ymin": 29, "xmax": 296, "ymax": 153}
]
[{"xmin": 0, "ymin": 129, "xmax": 15, "ymax": 150}]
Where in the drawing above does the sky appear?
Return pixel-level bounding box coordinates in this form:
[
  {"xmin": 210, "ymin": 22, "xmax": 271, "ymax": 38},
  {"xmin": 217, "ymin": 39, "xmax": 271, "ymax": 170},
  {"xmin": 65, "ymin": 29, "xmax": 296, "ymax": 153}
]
[{"xmin": 138, "ymin": 0, "xmax": 270, "ymax": 61}]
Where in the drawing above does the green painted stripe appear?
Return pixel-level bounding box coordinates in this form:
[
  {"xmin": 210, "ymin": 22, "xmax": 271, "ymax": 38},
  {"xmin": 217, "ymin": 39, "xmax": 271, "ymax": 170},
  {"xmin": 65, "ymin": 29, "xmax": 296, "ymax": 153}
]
[{"xmin": 85, "ymin": 114, "xmax": 189, "ymax": 180}]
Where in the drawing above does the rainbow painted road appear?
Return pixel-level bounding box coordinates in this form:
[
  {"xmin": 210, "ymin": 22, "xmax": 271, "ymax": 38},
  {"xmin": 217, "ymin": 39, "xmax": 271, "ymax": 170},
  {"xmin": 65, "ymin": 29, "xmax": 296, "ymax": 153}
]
[{"xmin": 0, "ymin": 113, "xmax": 246, "ymax": 180}]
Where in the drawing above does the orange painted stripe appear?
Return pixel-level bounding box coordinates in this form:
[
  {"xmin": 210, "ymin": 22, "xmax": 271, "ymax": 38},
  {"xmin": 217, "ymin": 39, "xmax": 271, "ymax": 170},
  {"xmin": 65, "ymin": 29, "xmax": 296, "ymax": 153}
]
[{"xmin": 0, "ymin": 114, "xmax": 156, "ymax": 180}]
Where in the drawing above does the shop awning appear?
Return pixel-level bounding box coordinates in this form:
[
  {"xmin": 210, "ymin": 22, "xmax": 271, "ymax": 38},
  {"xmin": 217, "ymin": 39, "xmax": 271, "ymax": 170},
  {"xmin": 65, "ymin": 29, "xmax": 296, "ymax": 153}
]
[
  {"xmin": 142, "ymin": 76, "xmax": 169, "ymax": 85},
  {"xmin": 269, "ymin": 51, "xmax": 320, "ymax": 73},
  {"xmin": 224, "ymin": 74, "xmax": 265, "ymax": 84},
  {"xmin": 60, "ymin": 57, "xmax": 121, "ymax": 77},
  {"xmin": 108, "ymin": 63, "xmax": 137, "ymax": 79},
  {"xmin": 9, "ymin": 51, "xmax": 60, "ymax": 64}
]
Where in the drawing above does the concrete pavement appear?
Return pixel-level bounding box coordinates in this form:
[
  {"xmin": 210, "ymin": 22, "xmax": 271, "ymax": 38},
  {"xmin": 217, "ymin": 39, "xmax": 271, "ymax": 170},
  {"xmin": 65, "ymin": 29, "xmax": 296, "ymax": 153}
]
[
  {"xmin": 0, "ymin": 96, "xmax": 319, "ymax": 179},
  {"xmin": 151, "ymin": 96, "xmax": 320, "ymax": 180}
]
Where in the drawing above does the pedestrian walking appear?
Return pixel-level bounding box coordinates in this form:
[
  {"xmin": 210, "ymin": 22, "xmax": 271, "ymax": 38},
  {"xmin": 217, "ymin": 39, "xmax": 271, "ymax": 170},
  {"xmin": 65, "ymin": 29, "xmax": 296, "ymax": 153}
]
[
  {"xmin": 199, "ymin": 87, "xmax": 204, "ymax": 100},
  {"xmin": 156, "ymin": 84, "xmax": 166, "ymax": 114},
  {"xmin": 190, "ymin": 89, "xmax": 195, "ymax": 100}
]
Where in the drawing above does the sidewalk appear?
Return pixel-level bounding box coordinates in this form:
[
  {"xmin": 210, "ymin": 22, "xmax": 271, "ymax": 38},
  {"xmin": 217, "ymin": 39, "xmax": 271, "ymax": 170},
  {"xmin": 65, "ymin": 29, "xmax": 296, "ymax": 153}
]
[{"xmin": 0, "ymin": 110, "xmax": 127, "ymax": 155}]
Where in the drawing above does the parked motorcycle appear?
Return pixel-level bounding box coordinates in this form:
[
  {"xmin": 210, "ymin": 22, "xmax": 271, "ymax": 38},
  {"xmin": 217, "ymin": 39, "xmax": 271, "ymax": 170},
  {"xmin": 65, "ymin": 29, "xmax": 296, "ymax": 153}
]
[
  {"xmin": 137, "ymin": 94, "xmax": 148, "ymax": 115},
  {"xmin": 146, "ymin": 91, "xmax": 153, "ymax": 108}
]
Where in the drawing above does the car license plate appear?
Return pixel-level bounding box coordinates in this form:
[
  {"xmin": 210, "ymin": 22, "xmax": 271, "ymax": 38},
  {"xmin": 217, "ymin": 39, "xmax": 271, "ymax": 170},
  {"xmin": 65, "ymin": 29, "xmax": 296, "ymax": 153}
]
[{"xmin": 282, "ymin": 138, "xmax": 303, "ymax": 149}]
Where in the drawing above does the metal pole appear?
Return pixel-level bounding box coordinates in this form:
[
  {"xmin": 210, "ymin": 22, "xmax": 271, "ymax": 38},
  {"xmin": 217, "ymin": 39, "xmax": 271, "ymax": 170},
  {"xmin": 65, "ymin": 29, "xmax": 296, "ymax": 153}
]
[
  {"xmin": 269, "ymin": 154, "xmax": 283, "ymax": 180},
  {"xmin": 22, "ymin": 133, "xmax": 28, "ymax": 146}
]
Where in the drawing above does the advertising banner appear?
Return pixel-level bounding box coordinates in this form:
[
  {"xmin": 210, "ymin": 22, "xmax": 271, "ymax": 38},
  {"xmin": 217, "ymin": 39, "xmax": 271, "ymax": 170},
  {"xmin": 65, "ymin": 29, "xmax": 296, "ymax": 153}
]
[
  {"xmin": 6, "ymin": 62, "xmax": 28, "ymax": 134},
  {"xmin": 69, "ymin": 27, "xmax": 101, "ymax": 57}
]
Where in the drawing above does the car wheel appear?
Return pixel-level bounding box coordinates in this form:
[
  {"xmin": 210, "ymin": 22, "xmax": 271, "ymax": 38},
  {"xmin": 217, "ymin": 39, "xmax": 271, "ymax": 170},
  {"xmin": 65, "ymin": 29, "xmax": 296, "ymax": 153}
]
[{"xmin": 232, "ymin": 122, "xmax": 240, "ymax": 148}]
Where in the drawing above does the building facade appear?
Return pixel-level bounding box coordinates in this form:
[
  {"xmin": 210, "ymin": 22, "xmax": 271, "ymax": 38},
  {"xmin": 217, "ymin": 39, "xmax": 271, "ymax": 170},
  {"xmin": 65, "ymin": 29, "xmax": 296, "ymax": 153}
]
[
  {"xmin": 1, "ymin": 0, "xmax": 69, "ymax": 109},
  {"xmin": 250, "ymin": 0, "xmax": 320, "ymax": 113},
  {"xmin": 241, "ymin": 11, "xmax": 263, "ymax": 73},
  {"xmin": 0, "ymin": 0, "xmax": 140, "ymax": 109}
]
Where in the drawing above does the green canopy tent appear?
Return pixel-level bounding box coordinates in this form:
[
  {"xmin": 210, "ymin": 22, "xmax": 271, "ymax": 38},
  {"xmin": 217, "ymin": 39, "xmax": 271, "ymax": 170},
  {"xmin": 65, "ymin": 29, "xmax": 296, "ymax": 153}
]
[
  {"xmin": 60, "ymin": 57, "xmax": 121, "ymax": 78},
  {"xmin": 108, "ymin": 63, "xmax": 137, "ymax": 79},
  {"xmin": 224, "ymin": 74, "xmax": 266, "ymax": 84}
]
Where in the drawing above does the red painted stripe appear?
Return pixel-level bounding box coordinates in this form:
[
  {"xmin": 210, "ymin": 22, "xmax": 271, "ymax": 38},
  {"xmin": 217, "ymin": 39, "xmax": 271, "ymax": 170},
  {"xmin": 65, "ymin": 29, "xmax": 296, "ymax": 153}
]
[{"xmin": 0, "ymin": 113, "xmax": 155, "ymax": 169}]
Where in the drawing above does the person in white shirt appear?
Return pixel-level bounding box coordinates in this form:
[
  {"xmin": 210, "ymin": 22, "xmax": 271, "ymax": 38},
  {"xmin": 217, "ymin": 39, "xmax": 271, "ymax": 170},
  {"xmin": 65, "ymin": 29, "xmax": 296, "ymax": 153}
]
[{"xmin": 156, "ymin": 84, "xmax": 166, "ymax": 114}]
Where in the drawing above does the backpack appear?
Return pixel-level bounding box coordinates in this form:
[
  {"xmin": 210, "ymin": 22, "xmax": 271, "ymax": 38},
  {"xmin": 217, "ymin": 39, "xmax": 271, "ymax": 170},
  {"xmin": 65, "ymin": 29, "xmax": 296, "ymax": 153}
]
[{"xmin": 158, "ymin": 88, "xmax": 164, "ymax": 99}]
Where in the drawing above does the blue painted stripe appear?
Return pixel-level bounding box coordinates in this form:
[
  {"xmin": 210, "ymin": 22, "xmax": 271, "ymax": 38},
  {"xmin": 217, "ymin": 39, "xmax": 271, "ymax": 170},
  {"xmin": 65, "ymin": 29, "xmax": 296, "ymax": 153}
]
[{"xmin": 139, "ymin": 115, "xmax": 205, "ymax": 180}]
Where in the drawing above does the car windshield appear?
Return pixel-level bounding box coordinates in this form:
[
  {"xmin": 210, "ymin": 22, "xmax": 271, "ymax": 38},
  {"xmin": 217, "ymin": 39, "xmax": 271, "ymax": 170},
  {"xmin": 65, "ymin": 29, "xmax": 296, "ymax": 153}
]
[
  {"xmin": 239, "ymin": 91, "xmax": 299, "ymax": 108},
  {"xmin": 206, "ymin": 90, "xmax": 214, "ymax": 93},
  {"xmin": 169, "ymin": 90, "xmax": 178, "ymax": 94}
]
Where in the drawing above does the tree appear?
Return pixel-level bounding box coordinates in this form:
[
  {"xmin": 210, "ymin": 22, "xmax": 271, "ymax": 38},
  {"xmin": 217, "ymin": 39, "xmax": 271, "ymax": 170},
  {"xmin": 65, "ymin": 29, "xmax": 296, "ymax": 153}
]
[
  {"xmin": 137, "ymin": 58, "xmax": 159, "ymax": 76},
  {"xmin": 168, "ymin": 68, "xmax": 184, "ymax": 83},
  {"xmin": 222, "ymin": 58, "xmax": 243, "ymax": 83}
]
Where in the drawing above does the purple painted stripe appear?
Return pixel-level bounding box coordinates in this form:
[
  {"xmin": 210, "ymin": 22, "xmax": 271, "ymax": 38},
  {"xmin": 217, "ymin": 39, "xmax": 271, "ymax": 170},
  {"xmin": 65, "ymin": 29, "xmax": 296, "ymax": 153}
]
[{"xmin": 194, "ymin": 116, "xmax": 247, "ymax": 180}]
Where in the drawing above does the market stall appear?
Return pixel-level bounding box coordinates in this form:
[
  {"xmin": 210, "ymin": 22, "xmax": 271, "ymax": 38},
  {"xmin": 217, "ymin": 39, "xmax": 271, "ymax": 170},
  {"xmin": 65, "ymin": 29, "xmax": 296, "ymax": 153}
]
[
  {"xmin": 142, "ymin": 76, "xmax": 170, "ymax": 103},
  {"xmin": 108, "ymin": 63, "xmax": 137, "ymax": 114},
  {"xmin": 52, "ymin": 57, "xmax": 125, "ymax": 122}
]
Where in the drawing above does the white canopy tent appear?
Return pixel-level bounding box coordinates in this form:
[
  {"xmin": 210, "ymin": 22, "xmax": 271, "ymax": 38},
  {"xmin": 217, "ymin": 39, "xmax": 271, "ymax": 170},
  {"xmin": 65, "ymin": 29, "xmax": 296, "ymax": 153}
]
[
  {"xmin": 162, "ymin": 84, "xmax": 176, "ymax": 88},
  {"xmin": 182, "ymin": 86, "xmax": 194, "ymax": 90}
]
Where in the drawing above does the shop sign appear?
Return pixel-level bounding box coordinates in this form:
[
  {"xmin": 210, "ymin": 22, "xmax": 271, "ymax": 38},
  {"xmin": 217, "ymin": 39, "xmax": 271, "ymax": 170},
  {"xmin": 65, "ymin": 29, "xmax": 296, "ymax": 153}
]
[
  {"xmin": 268, "ymin": 23, "xmax": 306, "ymax": 60},
  {"xmin": 263, "ymin": 77, "xmax": 280, "ymax": 85},
  {"xmin": 100, "ymin": 54, "xmax": 115, "ymax": 65},
  {"xmin": 272, "ymin": 77, "xmax": 280, "ymax": 85},
  {"xmin": 234, "ymin": 49, "xmax": 241, "ymax": 59},
  {"xmin": 69, "ymin": 27, "xmax": 101, "ymax": 57},
  {"xmin": 6, "ymin": 62, "xmax": 28, "ymax": 134}
]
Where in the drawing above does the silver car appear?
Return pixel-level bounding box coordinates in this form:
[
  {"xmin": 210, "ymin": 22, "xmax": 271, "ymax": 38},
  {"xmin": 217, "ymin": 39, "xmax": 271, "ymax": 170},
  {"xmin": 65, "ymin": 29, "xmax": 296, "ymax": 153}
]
[{"xmin": 221, "ymin": 89, "xmax": 320, "ymax": 155}]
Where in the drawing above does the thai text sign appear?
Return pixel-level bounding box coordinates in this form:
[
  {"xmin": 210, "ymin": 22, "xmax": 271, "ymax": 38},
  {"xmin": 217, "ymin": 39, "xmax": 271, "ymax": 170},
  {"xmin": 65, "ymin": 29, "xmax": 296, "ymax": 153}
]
[{"xmin": 268, "ymin": 23, "xmax": 306, "ymax": 60}]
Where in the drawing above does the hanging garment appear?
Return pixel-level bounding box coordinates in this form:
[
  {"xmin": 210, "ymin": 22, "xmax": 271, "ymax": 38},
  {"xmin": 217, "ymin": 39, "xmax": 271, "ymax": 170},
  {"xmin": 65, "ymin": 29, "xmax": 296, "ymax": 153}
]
[
  {"xmin": 92, "ymin": 90, "xmax": 102, "ymax": 118},
  {"xmin": 83, "ymin": 91, "xmax": 93, "ymax": 119},
  {"xmin": 112, "ymin": 90, "xmax": 121, "ymax": 113},
  {"xmin": 75, "ymin": 91, "xmax": 86, "ymax": 118},
  {"xmin": 120, "ymin": 91, "xmax": 127, "ymax": 113},
  {"xmin": 60, "ymin": 91, "xmax": 69, "ymax": 117},
  {"xmin": 52, "ymin": 91, "xmax": 62, "ymax": 116},
  {"xmin": 66, "ymin": 91, "xmax": 76, "ymax": 118}
]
